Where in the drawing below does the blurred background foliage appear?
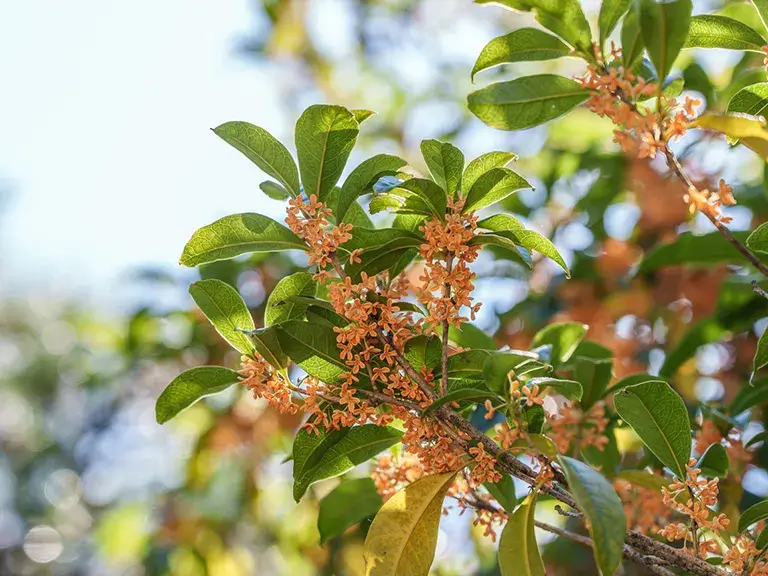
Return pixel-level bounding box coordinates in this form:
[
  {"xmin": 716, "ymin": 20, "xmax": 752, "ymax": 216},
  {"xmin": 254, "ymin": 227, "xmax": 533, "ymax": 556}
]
[{"xmin": 2, "ymin": 0, "xmax": 768, "ymax": 574}]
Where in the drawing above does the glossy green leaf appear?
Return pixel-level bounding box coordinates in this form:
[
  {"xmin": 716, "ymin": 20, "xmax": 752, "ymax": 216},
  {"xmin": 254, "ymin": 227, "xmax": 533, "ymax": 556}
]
[
  {"xmin": 447, "ymin": 323, "xmax": 496, "ymax": 350},
  {"xmin": 527, "ymin": 377, "xmax": 582, "ymax": 400},
  {"xmin": 239, "ymin": 326, "xmax": 288, "ymax": 370},
  {"xmin": 463, "ymin": 167, "xmax": 530, "ymax": 213},
  {"xmin": 156, "ymin": 367, "xmax": 240, "ymax": 424},
  {"xmin": 475, "ymin": 0, "xmax": 592, "ymax": 55},
  {"xmin": 523, "ymin": 404, "xmax": 546, "ymax": 433},
  {"xmin": 461, "ymin": 152, "xmax": 518, "ymax": 195},
  {"xmin": 484, "ymin": 475, "xmax": 518, "ymax": 512},
  {"xmin": 747, "ymin": 221, "xmax": 768, "ymax": 254},
  {"xmin": 336, "ymin": 154, "xmax": 408, "ymax": 223},
  {"xmin": 394, "ymin": 178, "xmax": 447, "ymax": 219},
  {"xmin": 447, "ymin": 349, "xmax": 492, "ymax": 379},
  {"xmin": 557, "ymin": 456, "xmax": 626, "ymax": 576},
  {"xmin": 179, "ymin": 213, "xmax": 305, "ymax": 267},
  {"xmin": 318, "ymin": 478, "xmax": 382, "ymax": 544},
  {"xmin": 621, "ymin": 7, "xmax": 644, "ymax": 68},
  {"xmin": 213, "ymin": 121, "xmax": 300, "ymax": 197},
  {"xmin": 472, "ymin": 29, "xmax": 570, "ymax": 81},
  {"xmin": 684, "ymin": 15, "xmax": 766, "ymax": 51},
  {"xmin": 614, "ymin": 381, "xmax": 692, "ymax": 479},
  {"xmin": 469, "ymin": 233, "xmax": 532, "ymax": 269},
  {"xmin": 265, "ymin": 272, "xmax": 317, "ymax": 326},
  {"xmin": 638, "ymin": 0, "xmax": 692, "ymax": 83},
  {"xmin": 758, "ymin": 526, "xmax": 768, "ymax": 549},
  {"xmin": 683, "ymin": 62, "xmax": 714, "ymax": 104},
  {"xmin": 483, "ymin": 350, "xmax": 545, "ymax": 394},
  {"xmin": 404, "ymin": 335, "xmax": 442, "ymax": 372},
  {"xmin": 498, "ymin": 493, "xmax": 544, "ymax": 576},
  {"xmin": 752, "ymin": 0, "xmax": 768, "ymax": 32},
  {"xmin": 277, "ymin": 320, "xmax": 348, "ymax": 383},
  {"xmin": 293, "ymin": 427, "xmax": 349, "ymax": 496},
  {"xmin": 477, "ymin": 214, "xmax": 569, "ymax": 276},
  {"xmin": 468, "ymin": 75, "xmax": 589, "ymax": 131},
  {"xmin": 509, "ymin": 434, "xmax": 559, "ymax": 457},
  {"xmin": 364, "ymin": 471, "xmax": 456, "ymax": 576},
  {"xmin": 574, "ymin": 357, "xmax": 613, "ymax": 409},
  {"xmin": 638, "ymin": 230, "xmax": 754, "ymax": 273},
  {"xmin": 189, "ymin": 279, "xmax": 256, "ymax": 355},
  {"xmin": 420, "ymin": 140, "xmax": 464, "ymax": 196},
  {"xmin": 531, "ymin": 322, "xmax": 588, "ymax": 365},
  {"xmin": 696, "ymin": 442, "xmax": 729, "ymax": 478},
  {"xmin": 599, "ymin": 0, "xmax": 632, "ymax": 47},
  {"xmin": 295, "ymin": 104, "xmax": 359, "ymax": 201},
  {"xmin": 738, "ymin": 500, "xmax": 768, "ymax": 532},
  {"xmin": 294, "ymin": 424, "xmax": 403, "ymax": 501},
  {"xmin": 352, "ymin": 109, "xmax": 376, "ymax": 124},
  {"xmin": 424, "ymin": 388, "xmax": 503, "ymax": 414},
  {"xmin": 259, "ymin": 181, "xmax": 291, "ymax": 200}
]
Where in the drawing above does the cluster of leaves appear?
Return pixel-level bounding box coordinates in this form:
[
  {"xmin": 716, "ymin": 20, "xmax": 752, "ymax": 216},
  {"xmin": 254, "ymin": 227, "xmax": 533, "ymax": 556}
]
[{"xmin": 153, "ymin": 1, "xmax": 768, "ymax": 575}]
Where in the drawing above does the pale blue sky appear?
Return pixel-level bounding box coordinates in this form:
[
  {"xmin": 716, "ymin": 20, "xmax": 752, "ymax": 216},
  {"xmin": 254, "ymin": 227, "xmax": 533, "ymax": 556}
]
[{"xmin": 0, "ymin": 0, "xmax": 293, "ymax": 306}]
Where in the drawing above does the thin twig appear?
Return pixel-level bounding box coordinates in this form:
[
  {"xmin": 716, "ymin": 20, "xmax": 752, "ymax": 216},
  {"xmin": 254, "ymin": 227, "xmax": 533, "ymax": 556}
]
[{"xmin": 753, "ymin": 280, "xmax": 768, "ymax": 300}]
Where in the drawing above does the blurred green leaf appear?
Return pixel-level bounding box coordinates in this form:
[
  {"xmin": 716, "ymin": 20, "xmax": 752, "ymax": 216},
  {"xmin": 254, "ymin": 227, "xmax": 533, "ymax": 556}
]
[
  {"xmin": 447, "ymin": 322, "xmax": 496, "ymax": 350},
  {"xmin": 599, "ymin": 0, "xmax": 632, "ymax": 47},
  {"xmin": 531, "ymin": 322, "xmax": 588, "ymax": 365},
  {"xmin": 528, "ymin": 377, "xmax": 583, "ymax": 400},
  {"xmin": 259, "ymin": 180, "xmax": 292, "ymax": 200},
  {"xmin": 621, "ymin": 7, "xmax": 644, "ymax": 69},
  {"xmin": 424, "ymin": 388, "xmax": 503, "ymax": 414},
  {"xmin": 638, "ymin": 231, "xmax": 754, "ymax": 273},
  {"xmin": 318, "ymin": 478, "xmax": 382, "ymax": 544},
  {"xmin": 574, "ymin": 357, "xmax": 613, "ymax": 409}
]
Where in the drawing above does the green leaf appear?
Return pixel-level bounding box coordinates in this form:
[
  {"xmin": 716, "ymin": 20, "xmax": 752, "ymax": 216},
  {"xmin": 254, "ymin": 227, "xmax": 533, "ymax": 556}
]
[
  {"xmin": 746, "ymin": 430, "xmax": 767, "ymax": 448},
  {"xmin": 363, "ymin": 471, "xmax": 456, "ymax": 576},
  {"xmin": 484, "ymin": 475, "xmax": 518, "ymax": 512},
  {"xmin": 345, "ymin": 238, "xmax": 421, "ymax": 282},
  {"xmin": 527, "ymin": 377, "xmax": 582, "ymax": 400},
  {"xmin": 468, "ymin": 75, "xmax": 589, "ymax": 131},
  {"xmin": 462, "ymin": 152, "xmax": 518, "ymax": 195},
  {"xmin": 447, "ymin": 323, "xmax": 496, "ymax": 350},
  {"xmin": 156, "ymin": 367, "xmax": 240, "ymax": 424},
  {"xmin": 683, "ymin": 62, "xmax": 715, "ymax": 104},
  {"xmin": 469, "ymin": 233, "xmax": 532, "ymax": 269},
  {"xmin": 755, "ymin": 327, "xmax": 768, "ymax": 373},
  {"xmin": 509, "ymin": 434, "xmax": 559, "ymax": 457},
  {"xmin": 472, "ymin": 29, "xmax": 571, "ymax": 81},
  {"xmin": 614, "ymin": 469, "xmax": 672, "ymax": 492},
  {"xmin": 318, "ymin": 478, "xmax": 382, "ymax": 544},
  {"xmin": 684, "ymin": 15, "xmax": 766, "ymax": 52},
  {"xmin": 557, "ymin": 456, "xmax": 626, "ymax": 576},
  {"xmin": 342, "ymin": 227, "xmax": 423, "ymax": 254},
  {"xmin": 477, "ymin": 214, "xmax": 569, "ymax": 276},
  {"xmin": 277, "ymin": 320, "xmax": 348, "ymax": 383},
  {"xmin": 696, "ymin": 442, "xmax": 729, "ymax": 478},
  {"xmin": 189, "ymin": 279, "xmax": 255, "ymax": 355},
  {"xmin": 213, "ymin": 121, "xmax": 300, "ymax": 197},
  {"xmin": 475, "ymin": 0, "xmax": 592, "ymax": 55},
  {"xmin": 483, "ymin": 350, "xmax": 545, "ymax": 394},
  {"xmin": 730, "ymin": 378, "xmax": 768, "ymax": 414},
  {"xmin": 738, "ymin": 500, "xmax": 768, "ymax": 532},
  {"xmin": 638, "ymin": 0, "xmax": 692, "ymax": 82},
  {"xmin": 523, "ymin": 404, "xmax": 546, "ymax": 433},
  {"xmin": 758, "ymin": 526, "xmax": 768, "ymax": 549},
  {"xmin": 613, "ymin": 381, "xmax": 692, "ymax": 479},
  {"xmin": 404, "ymin": 335, "xmax": 442, "ymax": 372},
  {"xmin": 603, "ymin": 373, "xmax": 663, "ymax": 398},
  {"xmin": 265, "ymin": 272, "xmax": 317, "ymax": 326},
  {"xmin": 295, "ymin": 104, "xmax": 359, "ymax": 201},
  {"xmin": 691, "ymin": 112, "xmax": 768, "ymax": 161},
  {"xmin": 424, "ymin": 389, "xmax": 503, "ymax": 415},
  {"xmin": 393, "ymin": 178, "xmax": 447, "ymax": 219},
  {"xmin": 638, "ymin": 230, "xmax": 754, "ymax": 273},
  {"xmin": 352, "ymin": 109, "xmax": 376, "ymax": 124},
  {"xmin": 179, "ymin": 213, "xmax": 305, "ymax": 267},
  {"xmin": 751, "ymin": 0, "xmax": 768, "ymax": 32},
  {"xmin": 463, "ymin": 168, "xmax": 531, "ymax": 213},
  {"xmin": 599, "ymin": 0, "xmax": 632, "ymax": 47},
  {"xmin": 498, "ymin": 493, "xmax": 544, "ymax": 576},
  {"xmin": 747, "ymin": 221, "xmax": 768, "ymax": 254},
  {"xmin": 621, "ymin": 7, "xmax": 644, "ymax": 69},
  {"xmin": 574, "ymin": 357, "xmax": 613, "ymax": 409},
  {"xmin": 294, "ymin": 425, "xmax": 403, "ymax": 501},
  {"xmin": 420, "ymin": 140, "xmax": 464, "ymax": 197},
  {"xmin": 292, "ymin": 427, "xmax": 349, "ymax": 495},
  {"xmin": 447, "ymin": 349, "xmax": 493, "ymax": 379},
  {"xmin": 239, "ymin": 326, "xmax": 288, "ymax": 370},
  {"xmin": 259, "ymin": 180, "xmax": 291, "ymax": 200},
  {"xmin": 336, "ymin": 154, "xmax": 408, "ymax": 223},
  {"xmin": 531, "ymin": 322, "xmax": 588, "ymax": 365}
]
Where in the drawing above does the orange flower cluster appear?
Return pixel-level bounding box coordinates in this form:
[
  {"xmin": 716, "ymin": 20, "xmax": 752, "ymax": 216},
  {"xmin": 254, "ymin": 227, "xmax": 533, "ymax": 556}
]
[
  {"xmin": 547, "ymin": 401, "xmax": 610, "ymax": 454},
  {"xmin": 417, "ymin": 198, "xmax": 481, "ymax": 332},
  {"xmin": 659, "ymin": 459, "xmax": 730, "ymax": 558},
  {"xmin": 683, "ymin": 179, "xmax": 736, "ymax": 225},
  {"xmin": 371, "ymin": 452, "xmax": 425, "ymax": 501},
  {"xmin": 723, "ymin": 535, "xmax": 768, "ymax": 575},
  {"xmin": 286, "ymin": 194, "xmax": 353, "ymax": 277},
  {"xmin": 695, "ymin": 420, "xmax": 753, "ymax": 481},
  {"xmin": 239, "ymin": 354, "xmax": 298, "ymax": 414},
  {"xmin": 613, "ymin": 479, "xmax": 672, "ymax": 533},
  {"xmin": 762, "ymin": 45, "xmax": 768, "ymax": 71}
]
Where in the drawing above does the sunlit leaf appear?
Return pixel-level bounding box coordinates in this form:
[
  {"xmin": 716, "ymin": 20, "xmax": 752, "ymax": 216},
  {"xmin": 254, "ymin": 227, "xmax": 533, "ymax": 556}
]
[
  {"xmin": 294, "ymin": 425, "xmax": 403, "ymax": 501},
  {"xmin": 318, "ymin": 478, "xmax": 382, "ymax": 544},
  {"xmin": 747, "ymin": 221, "xmax": 768, "ymax": 253},
  {"xmin": 599, "ymin": 0, "xmax": 632, "ymax": 47},
  {"xmin": 352, "ymin": 109, "xmax": 376, "ymax": 124},
  {"xmin": 472, "ymin": 29, "xmax": 570, "ymax": 81},
  {"xmin": 463, "ymin": 168, "xmax": 531, "ymax": 213},
  {"xmin": 638, "ymin": 0, "xmax": 692, "ymax": 83},
  {"xmin": 614, "ymin": 381, "xmax": 692, "ymax": 479},
  {"xmin": 295, "ymin": 104, "xmax": 359, "ymax": 201},
  {"xmin": 189, "ymin": 279, "xmax": 255, "ymax": 355},
  {"xmin": 557, "ymin": 456, "xmax": 626, "ymax": 576},
  {"xmin": 393, "ymin": 178, "xmax": 447, "ymax": 219},
  {"xmin": 259, "ymin": 180, "xmax": 292, "ymax": 200},
  {"xmin": 755, "ymin": 327, "xmax": 768, "ymax": 373},
  {"xmin": 420, "ymin": 140, "xmax": 464, "ymax": 197},
  {"xmin": 750, "ymin": 0, "xmax": 768, "ymax": 33},
  {"xmin": 462, "ymin": 152, "xmax": 518, "ymax": 195},
  {"xmin": 179, "ymin": 213, "xmax": 305, "ymax": 267},
  {"xmin": 483, "ymin": 350, "xmax": 545, "ymax": 394},
  {"xmin": 730, "ymin": 377, "xmax": 768, "ymax": 414},
  {"xmin": 684, "ymin": 15, "xmax": 766, "ymax": 51},
  {"xmin": 468, "ymin": 75, "xmax": 589, "ymax": 131},
  {"xmin": 336, "ymin": 154, "xmax": 408, "ymax": 222},
  {"xmin": 277, "ymin": 320, "xmax": 348, "ymax": 383},
  {"xmin": 364, "ymin": 471, "xmax": 457, "ymax": 576},
  {"xmin": 213, "ymin": 121, "xmax": 300, "ymax": 197},
  {"xmin": 621, "ymin": 7, "xmax": 644, "ymax": 68},
  {"xmin": 531, "ymin": 322, "xmax": 588, "ymax": 365},
  {"xmin": 691, "ymin": 112, "xmax": 768, "ymax": 161},
  {"xmin": 498, "ymin": 493, "xmax": 544, "ymax": 576},
  {"xmin": 156, "ymin": 367, "xmax": 240, "ymax": 424},
  {"xmin": 265, "ymin": 272, "xmax": 317, "ymax": 326},
  {"xmin": 527, "ymin": 377, "xmax": 582, "ymax": 400}
]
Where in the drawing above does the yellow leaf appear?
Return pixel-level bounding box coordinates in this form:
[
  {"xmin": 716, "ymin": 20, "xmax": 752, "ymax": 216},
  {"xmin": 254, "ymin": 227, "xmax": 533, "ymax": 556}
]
[
  {"xmin": 363, "ymin": 471, "xmax": 456, "ymax": 576},
  {"xmin": 498, "ymin": 493, "xmax": 545, "ymax": 576},
  {"xmin": 690, "ymin": 112, "xmax": 768, "ymax": 161}
]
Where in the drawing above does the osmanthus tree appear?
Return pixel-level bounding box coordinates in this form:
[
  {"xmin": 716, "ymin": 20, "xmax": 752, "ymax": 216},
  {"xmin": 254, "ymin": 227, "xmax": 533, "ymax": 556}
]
[{"xmin": 156, "ymin": 0, "xmax": 768, "ymax": 575}]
